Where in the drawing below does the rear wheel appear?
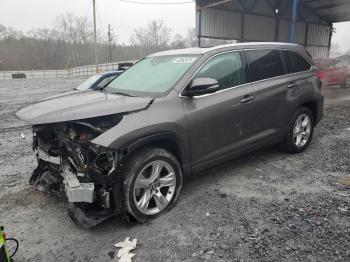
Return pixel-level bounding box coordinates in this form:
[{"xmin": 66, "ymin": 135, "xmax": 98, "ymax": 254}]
[
  {"xmin": 281, "ymin": 107, "xmax": 314, "ymax": 154},
  {"xmin": 122, "ymin": 147, "xmax": 183, "ymax": 223}
]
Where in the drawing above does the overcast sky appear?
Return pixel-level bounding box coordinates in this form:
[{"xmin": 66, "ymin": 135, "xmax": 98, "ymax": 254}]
[{"xmin": 1, "ymin": 0, "xmax": 349, "ymax": 51}]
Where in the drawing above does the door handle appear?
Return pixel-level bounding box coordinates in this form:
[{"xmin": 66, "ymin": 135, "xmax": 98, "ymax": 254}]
[
  {"xmin": 240, "ymin": 95, "xmax": 254, "ymax": 104},
  {"xmin": 287, "ymin": 82, "xmax": 298, "ymax": 89}
]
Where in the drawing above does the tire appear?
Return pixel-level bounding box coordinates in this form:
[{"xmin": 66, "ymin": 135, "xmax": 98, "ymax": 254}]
[
  {"xmin": 121, "ymin": 147, "xmax": 183, "ymax": 223},
  {"xmin": 281, "ymin": 107, "xmax": 314, "ymax": 154}
]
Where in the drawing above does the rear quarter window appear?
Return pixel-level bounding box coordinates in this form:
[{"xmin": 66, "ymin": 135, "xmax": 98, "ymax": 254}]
[
  {"xmin": 245, "ymin": 49, "xmax": 285, "ymax": 82},
  {"xmin": 283, "ymin": 50, "xmax": 311, "ymax": 73}
]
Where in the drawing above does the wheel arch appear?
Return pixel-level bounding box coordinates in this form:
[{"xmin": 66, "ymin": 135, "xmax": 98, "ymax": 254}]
[
  {"xmin": 299, "ymin": 101, "xmax": 318, "ymax": 124},
  {"xmin": 297, "ymin": 90, "xmax": 323, "ymax": 125},
  {"xmin": 119, "ymin": 132, "xmax": 191, "ymax": 176}
]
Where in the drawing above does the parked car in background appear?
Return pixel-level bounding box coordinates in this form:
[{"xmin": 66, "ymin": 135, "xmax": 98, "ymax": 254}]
[
  {"xmin": 74, "ymin": 62, "xmax": 136, "ymax": 91},
  {"xmin": 16, "ymin": 42, "xmax": 323, "ymax": 228},
  {"xmin": 315, "ymin": 55, "xmax": 350, "ymax": 88},
  {"xmin": 74, "ymin": 70, "xmax": 123, "ymax": 91}
]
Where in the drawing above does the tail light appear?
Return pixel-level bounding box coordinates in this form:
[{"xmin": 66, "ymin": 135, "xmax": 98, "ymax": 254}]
[
  {"xmin": 315, "ymin": 71, "xmax": 323, "ymax": 90},
  {"xmin": 316, "ymin": 71, "xmax": 326, "ymax": 80}
]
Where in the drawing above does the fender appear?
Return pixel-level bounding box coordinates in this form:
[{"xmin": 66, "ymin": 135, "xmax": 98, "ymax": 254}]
[
  {"xmin": 91, "ymin": 97, "xmax": 192, "ymax": 175},
  {"xmin": 120, "ymin": 131, "xmax": 191, "ymax": 175},
  {"xmin": 297, "ymin": 82, "xmax": 323, "ymax": 124}
]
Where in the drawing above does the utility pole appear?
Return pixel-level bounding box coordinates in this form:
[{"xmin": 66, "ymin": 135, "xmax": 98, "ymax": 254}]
[
  {"xmin": 108, "ymin": 24, "xmax": 112, "ymax": 62},
  {"xmin": 92, "ymin": 0, "xmax": 99, "ymax": 73}
]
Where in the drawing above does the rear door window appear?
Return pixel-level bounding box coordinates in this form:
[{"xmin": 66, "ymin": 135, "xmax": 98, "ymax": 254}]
[
  {"xmin": 245, "ymin": 49, "xmax": 285, "ymax": 82},
  {"xmin": 283, "ymin": 50, "xmax": 311, "ymax": 73},
  {"xmin": 193, "ymin": 51, "xmax": 247, "ymax": 91}
]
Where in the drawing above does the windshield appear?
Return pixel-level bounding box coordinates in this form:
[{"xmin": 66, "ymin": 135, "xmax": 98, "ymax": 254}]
[
  {"xmin": 76, "ymin": 75, "xmax": 101, "ymax": 90},
  {"xmin": 105, "ymin": 55, "xmax": 199, "ymax": 97}
]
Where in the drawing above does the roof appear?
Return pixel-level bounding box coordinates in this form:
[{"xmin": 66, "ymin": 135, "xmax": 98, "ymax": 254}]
[
  {"xmin": 196, "ymin": 0, "xmax": 350, "ymax": 23},
  {"xmin": 148, "ymin": 42, "xmax": 300, "ymax": 57},
  {"xmin": 300, "ymin": 0, "xmax": 350, "ymax": 23}
]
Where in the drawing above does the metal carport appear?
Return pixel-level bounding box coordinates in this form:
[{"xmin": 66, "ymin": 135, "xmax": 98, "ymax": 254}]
[{"xmin": 195, "ymin": 0, "xmax": 350, "ymax": 58}]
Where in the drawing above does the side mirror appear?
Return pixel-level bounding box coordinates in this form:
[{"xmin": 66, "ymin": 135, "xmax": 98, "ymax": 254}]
[{"xmin": 182, "ymin": 78, "xmax": 219, "ymax": 97}]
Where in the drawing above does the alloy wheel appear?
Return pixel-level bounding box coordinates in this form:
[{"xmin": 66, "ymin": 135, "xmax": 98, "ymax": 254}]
[
  {"xmin": 293, "ymin": 113, "xmax": 312, "ymax": 148},
  {"xmin": 133, "ymin": 160, "xmax": 176, "ymax": 215}
]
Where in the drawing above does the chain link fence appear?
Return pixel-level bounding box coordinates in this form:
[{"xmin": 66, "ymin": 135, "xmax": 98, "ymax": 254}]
[{"xmin": 0, "ymin": 60, "xmax": 137, "ymax": 79}]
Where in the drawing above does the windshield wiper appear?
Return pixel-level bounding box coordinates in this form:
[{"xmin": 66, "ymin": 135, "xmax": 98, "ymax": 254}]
[{"xmin": 111, "ymin": 91, "xmax": 136, "ymax": 97}]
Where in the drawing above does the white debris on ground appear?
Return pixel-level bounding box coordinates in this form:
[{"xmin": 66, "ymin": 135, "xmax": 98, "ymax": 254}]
[
  {"xmin": 114, "ymin": 237, "xmax": 137, "ymax": 262},
  {"xmin": 21, "ymin": 133, "xmax": 26, "ymax": 139}
]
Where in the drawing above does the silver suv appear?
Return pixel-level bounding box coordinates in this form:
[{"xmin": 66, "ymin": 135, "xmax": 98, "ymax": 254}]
[{"xmin": 17, "ymin": 42, "xmax": 323, "ymax": 228}]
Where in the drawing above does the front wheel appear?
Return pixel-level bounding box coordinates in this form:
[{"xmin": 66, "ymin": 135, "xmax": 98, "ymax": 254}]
[
  {"xmin": 122, "ymin": 147, "xmax": 183, "ymax": 223},
  {"xmin": 281, "ymin": 107, "xmax": 314, "ymax": 154}
]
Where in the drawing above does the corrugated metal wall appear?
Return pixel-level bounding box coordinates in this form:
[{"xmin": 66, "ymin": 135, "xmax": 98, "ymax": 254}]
[
  {"xmin": 200, "ymin": 8, "xmax": 241, "ymax": 39},
  {"xmin": 307, "ymin": 24, "xmax": 330, "ymax": 46},
  {"xmin": 278, "ymin": 20, "xmax": 306, "ymax": 45},
  {"xmin": 197, "ymin": 7, "xmax": 331, "ymax": 58},
  {"xmin": 244, "ymin": 14, "xmax": 276, "ymax": 41}
]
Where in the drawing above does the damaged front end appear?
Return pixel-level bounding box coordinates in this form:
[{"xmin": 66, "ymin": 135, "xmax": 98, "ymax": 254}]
[{"xmin": 30, "ymin": 115, "xmax": 124, "ymax": 228}]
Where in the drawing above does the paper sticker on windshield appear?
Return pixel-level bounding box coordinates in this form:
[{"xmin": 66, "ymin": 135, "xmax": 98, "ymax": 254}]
[{"xmin": 173, "ymin": 57, "xmax": 197, "ymax": 64}]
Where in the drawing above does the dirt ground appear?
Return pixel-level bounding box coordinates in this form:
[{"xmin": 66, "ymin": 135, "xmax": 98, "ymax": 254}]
[{"xmin": 0, "ymin": 78, "xmax": 350, "ymax": 262}]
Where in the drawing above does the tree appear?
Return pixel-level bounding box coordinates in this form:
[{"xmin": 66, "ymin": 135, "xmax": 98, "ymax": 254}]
[
  {"xmin": 131, "ymin": 19, "xmax": 171, "ymax": 56},
  {"xmin": 171, "ymin": 34, "xmax": 186, "ymax": 49},
  {"xmin": 185, "ymin": 28, "xmax": 198, "ymax": 47},
  {"xmin": 0, "ymin": 25, "xmax": 23, "ymax": 40},
  {"xmin": 53, "ymin": 13, "xmax": 95, "ymax": 66},
  {"xmin": 0, "ymin": 15, "xmax": 203, "ymax": 70},
  {"xmin": 0, "ymin": 24, "xmax": 6, "ymax": 39},
  {"xmin": 54, "ymin": 13, "xmax": 93, "ymax": 44},
  {"xmin": 330, "ymin": 43, "xmax": 342, "ymax": 56}
]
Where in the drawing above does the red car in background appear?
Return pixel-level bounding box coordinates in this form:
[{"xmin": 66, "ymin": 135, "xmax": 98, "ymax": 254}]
[{"xmin": 315, "ymin": 55, "xmax": 350, "ymax": 88}]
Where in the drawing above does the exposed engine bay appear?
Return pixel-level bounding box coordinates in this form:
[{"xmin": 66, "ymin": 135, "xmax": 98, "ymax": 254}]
[
  {"xmin": 15, "ymin": 89, "xmax": 155, "ymax": 228},
  {"xmin": 30, "ymin": 115, "xmax": 124, "ymax": 228}
]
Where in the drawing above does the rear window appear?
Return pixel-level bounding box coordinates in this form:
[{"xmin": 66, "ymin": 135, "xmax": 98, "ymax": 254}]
[
  {"xmin": 246, "ymin": 49, "xmax": 285, "ymax": 82},
  {"xmin": 283, "ymin": 50, "xmax": 311, "ymax": 73}
]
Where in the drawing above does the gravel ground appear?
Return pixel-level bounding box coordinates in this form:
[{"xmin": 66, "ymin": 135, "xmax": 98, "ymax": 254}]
[{"xmin": 0, "ymin": 79, "xmax": 350, "ymax": 262}]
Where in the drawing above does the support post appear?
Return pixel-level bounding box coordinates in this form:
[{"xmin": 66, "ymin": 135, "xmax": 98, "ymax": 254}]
[
  {"xmin": 327, "ymin": 25, "xmax": 333, "ymax": 58},
  {"xmin": 92, "ymin": 0, "xmax": 99, "ymax": 73},
  {"xmin": 290, "ymin": 0, "xmax": 299, "ymax": 43},
  {"xmin": 108, "ymin": 24, "xmax": 112, "ymax": 63},
  {"xmin": 197, "ymin": 9, "xmax": 202, "ymax": 47}
]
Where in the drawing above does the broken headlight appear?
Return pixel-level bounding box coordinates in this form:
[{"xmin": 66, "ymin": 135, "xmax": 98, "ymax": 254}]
[{"xmin": 90, "ymin": 143, "xmax": 118, "ymax": 176}]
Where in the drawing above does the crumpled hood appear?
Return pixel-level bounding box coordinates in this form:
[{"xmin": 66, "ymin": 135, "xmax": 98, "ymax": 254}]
[{"xmin": 16, "ymin": 90, "xmax": 153, "ymax": 125}]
